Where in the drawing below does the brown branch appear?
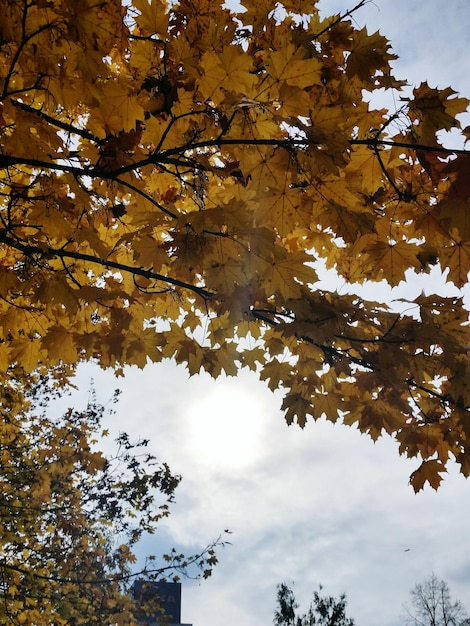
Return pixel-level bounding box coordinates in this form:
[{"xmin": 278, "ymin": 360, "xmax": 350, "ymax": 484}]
[
  {"xmin": 250, "ymin": 308, "xmax": 470, "ymax": 412},
  {"xmin": 111, "ymin": 176, "xmax": 179, "ymax": 219},
  {"xmin": 0, "ymin": 232, "xmax": 214, "ymax": 301},
  {"xmin": 405, "ymin": 378, "xmax": 470, "ymax": 411},
  {"xmin": 10, "ymin": 100, "xmax": 102, "ymax": 144},
  {"xmin": 351, "ymin": 138, "xmax": 470, "ymax": 156},
  {"xmin": 0, "ymin": 559, "xmax": 182, "ymax": 586},
  {"xmin": 1, "ymin": 136, "xmax": 469, "ymax": 182},
  {"xmin": 250, "ymin": 307, "xmax": 373, "ymax": 369},
  {"xmin": 122, "ymin": 136, "xmax": 470, "ymax": 179},
  {"xmin": 0, "ymin": 154, "xmax": 93, "ymax": 175},
  {"xmin": 312, "ymin": 0, "xmax": 371, "ymax": 39},
  {"xmin": 373, "ymin": 145, "xmax": 407, "ymax": 198},
  {"xmin": 0, "ymin": 536, "xmax": 225, "ymax": 586}
]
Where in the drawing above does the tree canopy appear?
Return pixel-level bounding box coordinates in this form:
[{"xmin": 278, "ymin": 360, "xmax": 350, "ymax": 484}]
[
  {"xmin": 0, "ymin": 376, "xmax": 222, "ymax": 625},
  {"xmin": 1, "ymin": 0, "xmax": 470, "ymax": 490},
  {"xmin": 274, "ymin": 582, "xmax": 355, "ymax": 626}
]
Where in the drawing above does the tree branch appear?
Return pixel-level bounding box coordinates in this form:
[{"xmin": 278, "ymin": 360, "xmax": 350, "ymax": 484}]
[
  {"xmin": 351, "ymin": 138, "xmax": 470, "ymax": 156},
  {"xmin": 10, "ymin": 100, "xmax": 102, "ymax": 144},
  {"xmin": 250, "ymin": 308, "xmax": 470, "ymax": 413},
  {"xmin": 1, "ymin": 136, "xmax": 469, "ymax": 182},
  {"xmin": 0, "ymin": 231, "xmax": 214, "ymax": 300},
  {"xmin": 312, "ymin": 0, "xmax": 371, "ymax": 39}
]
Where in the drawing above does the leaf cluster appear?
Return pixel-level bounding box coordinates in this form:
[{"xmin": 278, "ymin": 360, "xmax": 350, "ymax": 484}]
[{"xmin": 1, "ymin": 0, "xmax": 470, "ymax": 492}]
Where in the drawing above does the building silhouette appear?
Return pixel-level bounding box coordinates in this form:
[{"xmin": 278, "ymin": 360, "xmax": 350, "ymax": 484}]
[{"xmin": 133, "ymin": 580, "xmax": 192, "ymax": 626}]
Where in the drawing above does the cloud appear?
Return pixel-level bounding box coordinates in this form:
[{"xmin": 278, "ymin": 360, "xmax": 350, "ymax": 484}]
[{"xmin": 71, "ymin": 358, "xmax": 470, "ymax": 626}]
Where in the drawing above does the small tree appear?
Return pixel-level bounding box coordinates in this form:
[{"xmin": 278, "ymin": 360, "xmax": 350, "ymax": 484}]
[
  {"xmin": 0, "ymin": 375, "xmax": 224, "ymax": 625},
  {"xmin": 403, "ymin": 573, "xmax": 469, "ymax": 626},
  {"xmin": 274, "ymin": 583, "xmax": 355, "ymax": 626}
]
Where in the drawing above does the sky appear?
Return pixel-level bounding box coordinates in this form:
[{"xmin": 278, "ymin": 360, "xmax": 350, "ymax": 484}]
[{"xmin": 66, "ymin": 2, "xmax": 470, "ymax": 625}]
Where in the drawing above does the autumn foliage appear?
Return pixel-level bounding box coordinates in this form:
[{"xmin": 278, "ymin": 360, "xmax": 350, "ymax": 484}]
[
  {"xmin": 1, "ymin": 0, "xmax": 470, "ymax": 502},
  {"xmin": 0, "ymin": 376, "xmax": 222, "ymax": 624}
]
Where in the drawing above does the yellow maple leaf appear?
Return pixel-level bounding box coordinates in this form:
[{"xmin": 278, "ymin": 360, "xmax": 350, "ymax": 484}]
[
  {"xmin": 281, "ymin": 392, "xmax": 312, "ymax": 427},
  {"xmin": 263, "ymin": 251, "xmax": 318, "ymax": 300},
  {"xmin": 409, "ymin": 459, "xmax": 447, "ymax": 493},
  {"xmin": 260, "ymin": 358, "xmax": 292, "ymax": 392},
  {"xmin": 41, "ymin": 326, "xmax": 78, "ymax": 365},
  {"xmin": 363, "ymin": 239, "xmax": 420, "ymax": 285},
  {"xmin": 313, "ymin": 392, "xmax": 343, "ymax": 422},
  {"xmin": 133, "ymin": 0, "xmax": 169, "ymax": 36},
  {"xmin": 90, "ymin": 80, "xmax": 146, "ymax": 134},
  {"xmin": 266, "ymin": 44, "xmax": 322, "ymax": 89},
  {"xmin": 439, "ymin": 236, "xmax": 470, "ymax": 288},
  {"xmin": 199, "ymin": 47, "xmax": 257, "ymax": 104},
  {"xmin": 346, "ymin": 28, "xmax": 397, "ymax": 86}
]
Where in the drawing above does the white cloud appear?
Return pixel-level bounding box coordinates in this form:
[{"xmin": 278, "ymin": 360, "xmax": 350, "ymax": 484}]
[{"xmin": 71, "ymin": 358, "xmax": 470, "ymax": 626}]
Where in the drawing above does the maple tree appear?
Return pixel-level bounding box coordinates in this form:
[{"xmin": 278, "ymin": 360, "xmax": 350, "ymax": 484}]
[
  {"xmin": 0, "ymin": 0, "xmax": 470, "ymax": 492},
  {"xmin": 0, "ymin": 374, "xmax": 223, "ymax": 625}
]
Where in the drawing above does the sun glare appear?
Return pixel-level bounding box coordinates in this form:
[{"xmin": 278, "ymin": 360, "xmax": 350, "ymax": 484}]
[{"xmin": 185, "ymin": 382, "xmax": 266, "ymax": 470}]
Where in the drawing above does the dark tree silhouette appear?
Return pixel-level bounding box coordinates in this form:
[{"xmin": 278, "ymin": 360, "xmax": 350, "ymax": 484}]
[
  {"xmin": 274, "ymin": 583, "xmax": 355, "ymax": 626},
  {"xmin": 402, "ymin": 574, "xmax": 469, "ymax": 626}
]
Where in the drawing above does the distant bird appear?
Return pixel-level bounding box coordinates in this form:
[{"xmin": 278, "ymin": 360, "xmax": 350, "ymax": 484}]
[{"xmin": 404, "ymin": 548, "xmax": 411, "ymax": 552}]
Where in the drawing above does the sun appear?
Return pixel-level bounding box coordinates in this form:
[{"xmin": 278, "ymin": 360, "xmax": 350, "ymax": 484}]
[{"xmin": 185, "ymin": 378, "xmax": 266, "ymax": 470}]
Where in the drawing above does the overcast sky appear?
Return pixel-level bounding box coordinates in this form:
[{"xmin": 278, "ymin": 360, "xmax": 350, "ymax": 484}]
[{"xmin": 69, "ymin": 2, "xmax": 470, "ymax": 625}]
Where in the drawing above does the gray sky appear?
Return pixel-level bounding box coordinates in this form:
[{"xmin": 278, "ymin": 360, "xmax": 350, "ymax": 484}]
[{"xmin": 70, "ymin": 2, "xmax": 470, "ymax": 625}]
